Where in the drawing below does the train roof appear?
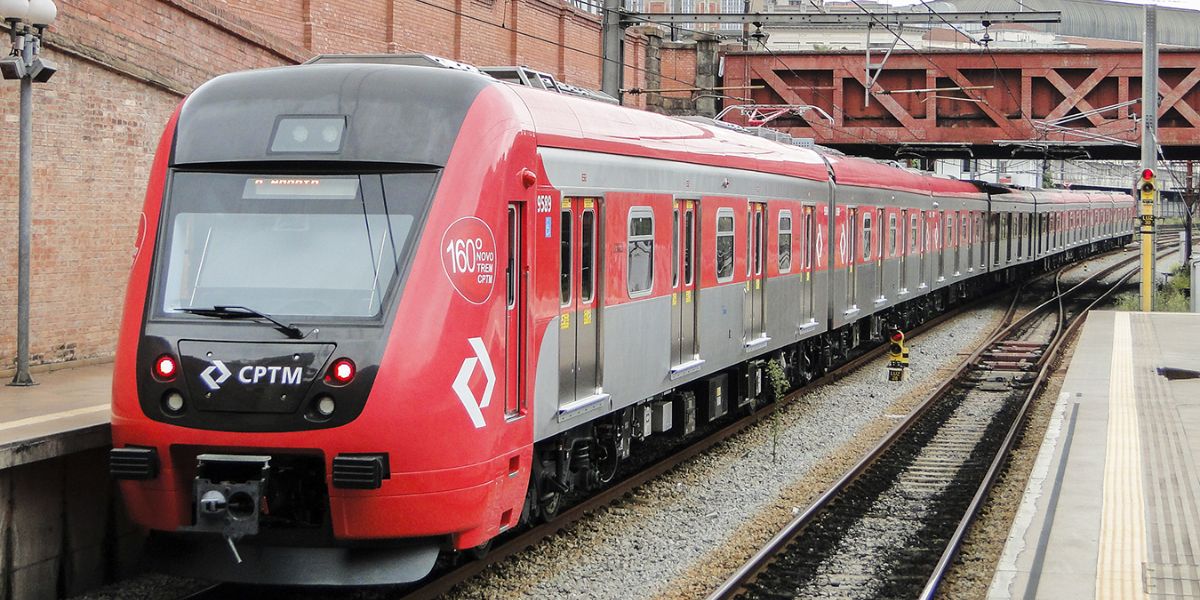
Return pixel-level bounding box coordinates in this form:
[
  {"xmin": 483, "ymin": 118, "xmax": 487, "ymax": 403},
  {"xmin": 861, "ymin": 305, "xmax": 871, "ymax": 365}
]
[
  {"xmin": 178, "ymin": 57, "xmax": 1001, "ymax": 198},
  {"xmin": 506, "ymin": 83, "xmax": 832, "ymax": 183},
  {"xmin": 824, "ymin": 155, "xmax": 984, "ymax": 197}
]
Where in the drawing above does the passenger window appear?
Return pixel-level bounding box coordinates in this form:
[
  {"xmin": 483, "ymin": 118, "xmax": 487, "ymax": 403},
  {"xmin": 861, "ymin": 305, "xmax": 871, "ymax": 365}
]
[
  {"xmin": 889, "ymin": 213, "xmax": 898, "ymax": 257},
  {"xmin": 746, "ymin": 208, "xmax": 752, "ymax": 277},
  {"xmin": 560, "ymin": 210, "xmax": 572, "ymax": 306},
  {"xmin": 754, "ymin": 209, "xmax": 764, "ymax": 276},
  {"xmin": 684, "ymin": 210, "xmax": 695, "ymax": 285},
  {"xmin": 671, "ymin": 209, "xmax": 680, "ymax": 287},
  {"xmin": 716, "ymin": 209, "xmax": 735, "ymax": 282},
  {"xmin": 803, "ymin": 207, "xmax": 814, "ymax": 270},
  {"xmin": 848, "ymin": 208, "xmax": 859, "ymax": 266},
  {"xmin": 507, "ymin": 206, "xmax": 518, "ymax": 309},
  {"xmin": 581, "ymin": 210, "xmax": 595, "ymax": 303},
  {"xmin": 627, "ymin": 208, "xmax": 654, "ymax": 296},
  {"xmin": 862, "ymin": 211, "xmax": 872, "ymax": 261},
  {"xmin": 909, "ymin": 214, "xmax": 919, "ymax": 252},
  {"xmin": 778, "ymin": 211, "xmax": 793, "ymax": 273}
]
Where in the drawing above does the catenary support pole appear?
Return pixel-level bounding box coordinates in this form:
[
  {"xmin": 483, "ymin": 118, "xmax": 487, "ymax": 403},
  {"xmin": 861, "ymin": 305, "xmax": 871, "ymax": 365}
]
[
  {"xmin": 1187, "ymin": 160, "xmax": 1194, "ymax": 265},
  {"xmin": 601, "ymin": 0, "xmax": 622, "ymax": 101},
  {"xmin": 1140, "ymin": 3, "xmax": 1157, "ymax": 313}
]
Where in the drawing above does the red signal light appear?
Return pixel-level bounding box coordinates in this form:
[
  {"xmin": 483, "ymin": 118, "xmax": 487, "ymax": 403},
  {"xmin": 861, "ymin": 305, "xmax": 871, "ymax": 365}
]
[
  {"xmin": 327, "ymin": 358, "xmax": 356, "ymax": 385},
  {"xmin": 1142, "ymin": 168, "xmax": 1154, "ymax": 181},
  {"xmin": 153, "ymin": 355, "xmax": 178, "ymax": 381}
]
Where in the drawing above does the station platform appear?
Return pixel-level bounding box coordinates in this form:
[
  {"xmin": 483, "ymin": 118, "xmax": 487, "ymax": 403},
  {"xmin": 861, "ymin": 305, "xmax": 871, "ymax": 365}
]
[
  {"xmin": 0, "ymin": 363, "xmax": 113, "ymax": 470},
  {"xmin": 989, "ymin": 311, "xmax": 1200, "ymax": 599}
]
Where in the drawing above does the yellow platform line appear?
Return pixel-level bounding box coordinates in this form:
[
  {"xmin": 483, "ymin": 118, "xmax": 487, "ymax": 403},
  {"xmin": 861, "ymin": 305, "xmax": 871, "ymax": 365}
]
[
  {"xmin": 1095, "ymin": 312, "xmax": 1148, "ymax": 600},
  {"xmin": 0, "ymin": 403, "xmax": 109, "ymax": 433}
]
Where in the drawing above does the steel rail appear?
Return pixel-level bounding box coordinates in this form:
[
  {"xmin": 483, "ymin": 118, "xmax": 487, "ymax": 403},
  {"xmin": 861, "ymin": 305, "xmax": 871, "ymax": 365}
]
[
  {"xmin": 707, "ymin": 240, "xmax": 1165, "ymax": 600},
  {"xmin": 916, "ymin": 245, "xmax": 1171, "ymax": 599}
]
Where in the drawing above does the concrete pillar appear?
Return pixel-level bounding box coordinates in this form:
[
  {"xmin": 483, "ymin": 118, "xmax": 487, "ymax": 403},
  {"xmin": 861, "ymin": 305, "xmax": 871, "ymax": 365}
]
[
  {"xmin": 643, "ymin": 27, "xmax": 664, "ymax": 114},
  {"xmin": 695, "ymin": 33, "xmax": 719, "ymax": 117}
]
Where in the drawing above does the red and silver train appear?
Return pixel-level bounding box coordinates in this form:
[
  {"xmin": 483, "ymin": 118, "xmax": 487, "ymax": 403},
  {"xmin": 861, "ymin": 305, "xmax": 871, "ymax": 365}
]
[{"xmin": 109, "ymin": 54, "xmax": 1135, "ymax": 584}]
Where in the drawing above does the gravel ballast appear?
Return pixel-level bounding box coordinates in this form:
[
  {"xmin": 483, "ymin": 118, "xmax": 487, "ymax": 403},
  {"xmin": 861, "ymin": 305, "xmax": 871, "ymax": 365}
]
[{"xmin": 447, "ymin": 304, "xmax": 1008, "ymax": 600}]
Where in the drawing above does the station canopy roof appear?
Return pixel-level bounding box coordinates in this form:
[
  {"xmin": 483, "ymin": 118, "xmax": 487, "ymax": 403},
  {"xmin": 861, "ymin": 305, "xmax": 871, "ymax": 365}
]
[{"xmin": 944, "ymin": 0, "xmax": 1200, "ymax": 48}]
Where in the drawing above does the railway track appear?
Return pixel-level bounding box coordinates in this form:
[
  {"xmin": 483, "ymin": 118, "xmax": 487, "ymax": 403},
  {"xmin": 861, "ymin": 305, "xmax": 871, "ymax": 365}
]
[{"xmin": 706, "ymin": 247, "xmax": 1163, "ymax": 600}]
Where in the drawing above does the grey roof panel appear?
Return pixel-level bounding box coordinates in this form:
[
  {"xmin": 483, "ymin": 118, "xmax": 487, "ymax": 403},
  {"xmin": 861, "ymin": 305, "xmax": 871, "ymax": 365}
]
[{"xmin": 945, "ymin": 0, "xmax": 1200, "ymax": 47}]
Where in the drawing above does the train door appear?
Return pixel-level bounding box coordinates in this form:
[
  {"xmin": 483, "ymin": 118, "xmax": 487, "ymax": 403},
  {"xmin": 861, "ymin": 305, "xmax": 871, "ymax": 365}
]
[
  {"xmin": 1016, "ymin": 214, "xmax": 1024, "ymax": 259},
  {"xmin": 903, "ymin": 209, "xmax": 915, "ymax": 292},
  {"xmin": 991, "ymin": 213, "xmax": 1001, "ymax": 266},
  {"xmin": 1032, "ymin": 211, "xmax": 1041, "ymax": 255},
  {"xmin": 975, "ymin": 213, "xmax": 984, "ymax": 269},
  {"xmin": 846, "ymin": 207, "xmax": 858, "ymax": 308},
  {"xmin": 918, "ymin": 210, "xmax": 927, "ymax": 286},
  {"xmin": 1006, "ymin": 213, "xmax": 1014, "ymax": 261},
  {"xmin": 876, "ymin": 208, "xmax": 885, "ymax": 300},
  {"xmin": 505, "ymin": 204, "xmax": 525, "ymax": 418},
  {"xmin": 671, "ymin": 199, "xmax": 699, "ymax": 369},
  {"xmin": 958, "ymin": 212, "xmax": 967, "ymax": 275},
  {"xmin": 902, "ymin": 210, "xmax": 907, "ymax": 294},
  {"xmin": 937, "ymin": 212, "xmax": 947, "ymax": 280},
  {"xmin": 745, "ymin": 202, "xmax": 767, "ymax": 342},
  {"xmin": 558, "ymin": 197, "xmax": 601, "ymax": 410},
  {"xmin": 804, "ymin": 205, "xmax": 816, "ymax": 323}
]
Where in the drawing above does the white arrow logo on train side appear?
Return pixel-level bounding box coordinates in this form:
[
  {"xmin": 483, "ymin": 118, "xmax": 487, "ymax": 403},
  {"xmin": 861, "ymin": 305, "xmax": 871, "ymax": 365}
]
[
  {"xmin": 200, "ymin": 360, "xmax": 232, "ymax": 391},
  {"xmin": 453, "ymin": 337, "xmax": 496, "ymax": 428}
]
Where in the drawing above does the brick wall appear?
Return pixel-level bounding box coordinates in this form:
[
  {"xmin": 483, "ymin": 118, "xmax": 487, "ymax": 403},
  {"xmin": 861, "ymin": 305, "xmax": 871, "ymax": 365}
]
[{"xmin": 0, "ymin": 0, "xmax": 689, "ymax": 373}]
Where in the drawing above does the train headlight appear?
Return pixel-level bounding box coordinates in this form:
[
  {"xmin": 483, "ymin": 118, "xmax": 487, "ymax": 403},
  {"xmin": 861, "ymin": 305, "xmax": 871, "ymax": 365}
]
[
  {"xmin": 162, "ymin": 390, "xmax": 185, "ymax": 415},
  {"xmin": 316, "ymin": 396, "xmax": 336, "ymax": 417},
  {"xmin": 326, "ymin": 358, "xmax": 356, "ymax": 385},
  {"xmin": 153, "ymin": 354, "xmax": 178, "ymax": 381}
]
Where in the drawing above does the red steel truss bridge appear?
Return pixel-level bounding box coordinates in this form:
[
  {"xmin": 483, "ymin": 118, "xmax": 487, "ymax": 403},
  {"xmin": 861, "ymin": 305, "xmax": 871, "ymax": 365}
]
[{"xmin": 719, "ymin": 48, "xmax": 1200, "ymax": 160}]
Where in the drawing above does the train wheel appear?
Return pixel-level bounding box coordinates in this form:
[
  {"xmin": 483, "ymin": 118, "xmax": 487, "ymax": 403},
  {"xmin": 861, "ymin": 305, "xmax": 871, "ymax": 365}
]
[
  {"xmin": 530, "ymin": 457, "xmax": 562, "ymax": 523},
  {"xmin": 538, "ymin": 488, "xmax": 562, "ymax": 522},
  {"xmin": 467, "ymin": 539, "xmax": 492, "ymax": 561}
]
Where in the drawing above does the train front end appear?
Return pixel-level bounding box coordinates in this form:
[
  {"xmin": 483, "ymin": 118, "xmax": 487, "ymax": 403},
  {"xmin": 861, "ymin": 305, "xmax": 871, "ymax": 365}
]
[{"xmin": 110, "ymin": 61, "xmax": 536, "ymax": 584}]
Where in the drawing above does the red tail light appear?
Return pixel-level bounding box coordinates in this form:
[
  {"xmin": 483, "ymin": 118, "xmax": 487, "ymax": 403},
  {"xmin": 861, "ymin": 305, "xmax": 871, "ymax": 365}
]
[
  {"xmin": 327, "ymin": 358, "xmax": 356, "ymax": 385},
  {"xmin": 153, "ymin": 355, "xmax": 178, "ymax": 381}
]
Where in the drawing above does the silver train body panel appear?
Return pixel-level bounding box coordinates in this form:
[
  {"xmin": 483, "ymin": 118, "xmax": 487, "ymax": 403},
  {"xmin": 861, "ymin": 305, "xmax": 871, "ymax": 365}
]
[{"xmin": 530, "ymin": 147, "xmax": 1133, "ymax": 442}]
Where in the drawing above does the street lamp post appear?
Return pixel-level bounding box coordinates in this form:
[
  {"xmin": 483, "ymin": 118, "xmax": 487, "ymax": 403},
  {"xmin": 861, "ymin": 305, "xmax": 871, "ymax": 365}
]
[{"xmin": 1, "ymin": 0, "xmax": 57, "ymax": 386}]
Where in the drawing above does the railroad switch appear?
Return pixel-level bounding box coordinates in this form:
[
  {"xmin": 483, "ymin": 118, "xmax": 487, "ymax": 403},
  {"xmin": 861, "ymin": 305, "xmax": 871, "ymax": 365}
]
[{"xmin": 887, "ymin": 330, "xmax": 909, "ymax": 382}]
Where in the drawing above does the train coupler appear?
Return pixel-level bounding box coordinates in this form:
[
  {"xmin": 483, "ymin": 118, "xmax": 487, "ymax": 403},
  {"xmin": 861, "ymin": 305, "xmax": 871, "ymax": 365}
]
[{"xmin": 183, "ymin": 454, "xmax": 272, "ymax": 564}]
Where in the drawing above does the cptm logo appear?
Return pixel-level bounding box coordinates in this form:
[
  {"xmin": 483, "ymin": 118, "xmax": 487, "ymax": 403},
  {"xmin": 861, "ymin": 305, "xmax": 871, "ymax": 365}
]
[{"xmin": 453, "ymin": 337, "xmax": 496, "ymax": 428}]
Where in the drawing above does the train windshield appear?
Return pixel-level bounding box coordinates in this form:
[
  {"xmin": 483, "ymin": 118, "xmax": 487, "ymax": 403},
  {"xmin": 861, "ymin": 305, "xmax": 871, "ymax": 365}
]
[{"xmin": 155, "ymin": 172, "xmax": 435, "ymax": 320}]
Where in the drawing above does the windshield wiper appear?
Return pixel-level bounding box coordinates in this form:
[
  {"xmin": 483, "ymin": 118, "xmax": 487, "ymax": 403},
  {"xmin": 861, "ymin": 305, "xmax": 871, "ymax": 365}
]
[{"xmin": 177, "ymin": 305, "xmax": 307, "ymax": 339}]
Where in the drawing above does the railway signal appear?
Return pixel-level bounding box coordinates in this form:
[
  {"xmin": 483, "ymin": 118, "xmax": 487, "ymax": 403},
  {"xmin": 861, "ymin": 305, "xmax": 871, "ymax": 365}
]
[
  {"xmin": 887, "ymin": 330, "xmax": 909, "ymax": 382},
  {"xmin": 1139, "ymin": 168, "xmax": 1157, "ymax": 200},
  {"xmin": 1137, "ymin": 168, "xmax": 1157, "ymax": 311}
]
